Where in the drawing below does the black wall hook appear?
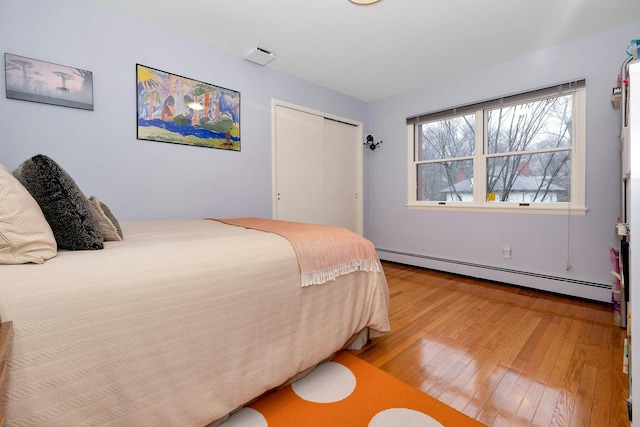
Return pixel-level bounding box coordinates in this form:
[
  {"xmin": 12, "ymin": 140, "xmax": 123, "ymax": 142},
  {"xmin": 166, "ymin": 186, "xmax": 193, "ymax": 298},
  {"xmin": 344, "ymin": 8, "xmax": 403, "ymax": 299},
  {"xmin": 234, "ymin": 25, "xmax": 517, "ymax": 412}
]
[{"xmin": 365, "ymin": 134, "xmax": 382, "ymax": 150}]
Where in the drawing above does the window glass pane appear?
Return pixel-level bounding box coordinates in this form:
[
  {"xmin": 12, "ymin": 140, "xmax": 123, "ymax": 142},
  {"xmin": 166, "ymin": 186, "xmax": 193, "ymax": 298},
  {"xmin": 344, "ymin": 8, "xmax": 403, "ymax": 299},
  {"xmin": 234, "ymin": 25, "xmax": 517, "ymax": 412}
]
[
  {"xmin": 417, "ymin": 160, "xmax": 474, "ymax": 201},
  {"xmin": 487, "ymin": 94, "xmax": 572, "ymax": 154},
  {"xmin": 416, "ymin": 114, "xmax": 475, "ymax": 161},
  {"xmin": 486, "ymin": 151, "xmax": 571, "ymax": 202}
]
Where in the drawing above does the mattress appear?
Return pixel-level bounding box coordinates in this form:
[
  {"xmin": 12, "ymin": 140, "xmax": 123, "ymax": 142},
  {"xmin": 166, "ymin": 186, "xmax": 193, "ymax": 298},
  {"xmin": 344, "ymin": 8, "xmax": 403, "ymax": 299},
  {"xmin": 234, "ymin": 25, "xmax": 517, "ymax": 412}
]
[{"xmin": 0, "ymin": 219, "xmax": 390, "ymax": 426}]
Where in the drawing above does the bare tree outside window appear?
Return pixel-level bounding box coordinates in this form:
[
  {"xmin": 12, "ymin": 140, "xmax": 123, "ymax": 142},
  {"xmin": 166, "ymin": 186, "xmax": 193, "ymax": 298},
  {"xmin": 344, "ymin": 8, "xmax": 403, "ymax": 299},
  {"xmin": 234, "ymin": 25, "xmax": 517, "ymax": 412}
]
[
  {"xmin": 486, "ymin": 94, "xmax": 572, "ymax": 203},
  {"xmin": 415, "ymin": 114, "xmax": 475, "ymax": 201}
]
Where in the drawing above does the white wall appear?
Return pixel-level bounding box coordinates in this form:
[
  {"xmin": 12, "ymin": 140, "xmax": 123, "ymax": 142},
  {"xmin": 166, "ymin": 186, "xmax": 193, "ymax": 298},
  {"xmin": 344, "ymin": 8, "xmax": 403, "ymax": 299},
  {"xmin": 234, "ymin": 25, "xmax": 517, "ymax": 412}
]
[
  {"xmin": 0, "ymin": 0, "xmax": 368, "ymax": 221},
  {"xmin": 364, "ymin": 21, "xmax": 640, "ymax": 301}
]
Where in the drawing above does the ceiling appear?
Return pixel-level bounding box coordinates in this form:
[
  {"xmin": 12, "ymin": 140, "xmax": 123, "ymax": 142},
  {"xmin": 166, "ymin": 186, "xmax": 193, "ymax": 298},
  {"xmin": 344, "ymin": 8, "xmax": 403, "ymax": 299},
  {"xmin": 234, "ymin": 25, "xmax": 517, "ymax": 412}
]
[{"xmin": 88, "ymin": 0, "xmax": 640, "ymax": 102}]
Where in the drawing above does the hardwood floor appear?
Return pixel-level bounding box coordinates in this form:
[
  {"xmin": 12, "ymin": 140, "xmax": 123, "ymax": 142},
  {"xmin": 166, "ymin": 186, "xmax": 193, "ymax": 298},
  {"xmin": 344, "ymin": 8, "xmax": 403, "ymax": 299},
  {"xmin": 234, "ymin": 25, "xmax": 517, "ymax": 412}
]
[{"xmin": 350, "ymin": 262, "xmax": 629, "ymax": 427}]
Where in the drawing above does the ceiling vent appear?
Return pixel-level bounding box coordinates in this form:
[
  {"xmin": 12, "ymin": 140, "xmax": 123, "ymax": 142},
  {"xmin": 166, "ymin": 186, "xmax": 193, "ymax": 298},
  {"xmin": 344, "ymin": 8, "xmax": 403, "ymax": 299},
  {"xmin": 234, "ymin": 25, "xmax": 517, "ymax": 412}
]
[{"xmin": 244, "ymin": 46, "xmax": 277, "ymax": 66}]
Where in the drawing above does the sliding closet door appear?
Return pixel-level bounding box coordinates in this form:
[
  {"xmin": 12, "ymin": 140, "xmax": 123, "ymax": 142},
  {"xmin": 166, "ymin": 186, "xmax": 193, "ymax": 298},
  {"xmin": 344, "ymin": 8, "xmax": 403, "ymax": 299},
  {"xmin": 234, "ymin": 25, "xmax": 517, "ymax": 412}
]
[
  {"xmin": 273, "ymin": 102, "xmax": 362, "ymax": 234},
  {"xmin": 274, "ymin": 105, "xmax": 325, "ymax": 225},
  {"xmin": 323, "ymin": 118, "xmax": 358, "ymax": 232}
]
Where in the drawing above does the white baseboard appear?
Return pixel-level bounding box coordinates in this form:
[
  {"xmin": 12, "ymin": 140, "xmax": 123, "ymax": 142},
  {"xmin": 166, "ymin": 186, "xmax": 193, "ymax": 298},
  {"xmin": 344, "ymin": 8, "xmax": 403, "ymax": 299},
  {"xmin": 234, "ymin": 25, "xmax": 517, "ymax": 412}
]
[{"xmin": 377, "ymin": 248, "xmax": 612, "ymax": 303}]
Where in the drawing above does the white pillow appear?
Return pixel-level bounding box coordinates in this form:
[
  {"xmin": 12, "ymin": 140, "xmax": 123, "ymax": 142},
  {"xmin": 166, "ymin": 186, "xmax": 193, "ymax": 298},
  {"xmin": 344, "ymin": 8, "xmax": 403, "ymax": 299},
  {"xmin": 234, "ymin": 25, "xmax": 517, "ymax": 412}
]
[
  {"xmin": 0, "ymin": 164, "xmax": 57, "ymax": 264},
  {"xmin": 88, "ymin": 196, "xmax": 123, "ymax": 242}
]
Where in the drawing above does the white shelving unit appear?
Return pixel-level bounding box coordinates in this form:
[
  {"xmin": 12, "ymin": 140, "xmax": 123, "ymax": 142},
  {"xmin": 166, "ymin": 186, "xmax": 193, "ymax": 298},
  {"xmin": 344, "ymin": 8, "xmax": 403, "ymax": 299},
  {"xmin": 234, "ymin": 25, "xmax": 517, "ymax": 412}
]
[{"xmin": 629, "ymin": 58, "xmax": 640, "ymax": 425}]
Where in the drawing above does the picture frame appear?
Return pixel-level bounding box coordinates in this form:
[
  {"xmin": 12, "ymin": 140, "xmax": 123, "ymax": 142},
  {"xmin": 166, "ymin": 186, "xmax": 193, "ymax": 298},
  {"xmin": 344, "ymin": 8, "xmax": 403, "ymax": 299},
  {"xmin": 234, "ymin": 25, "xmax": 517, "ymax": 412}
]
[
  {"xmin": 136, "ymin": 64, "xmax": 241, "ymax": 151},
  {"xmin": 4, "ymin": 53, "xmax": 93, "ymax": 111}
]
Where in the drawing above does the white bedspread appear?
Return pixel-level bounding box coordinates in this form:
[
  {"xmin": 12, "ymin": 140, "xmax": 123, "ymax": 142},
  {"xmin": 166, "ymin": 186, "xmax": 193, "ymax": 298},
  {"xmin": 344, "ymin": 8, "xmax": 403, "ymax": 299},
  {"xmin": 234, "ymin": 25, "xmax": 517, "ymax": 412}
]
[{"xmin": 0, "ymin": 220, "xmax": 390, "ymax": 426}]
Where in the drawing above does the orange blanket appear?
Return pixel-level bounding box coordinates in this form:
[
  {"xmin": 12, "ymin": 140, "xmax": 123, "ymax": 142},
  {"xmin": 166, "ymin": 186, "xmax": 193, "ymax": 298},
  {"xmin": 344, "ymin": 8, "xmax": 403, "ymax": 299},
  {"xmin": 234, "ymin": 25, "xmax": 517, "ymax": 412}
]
[{"xmin": 211, "ymin": 218, "xmax": 381, "ymax": 286}]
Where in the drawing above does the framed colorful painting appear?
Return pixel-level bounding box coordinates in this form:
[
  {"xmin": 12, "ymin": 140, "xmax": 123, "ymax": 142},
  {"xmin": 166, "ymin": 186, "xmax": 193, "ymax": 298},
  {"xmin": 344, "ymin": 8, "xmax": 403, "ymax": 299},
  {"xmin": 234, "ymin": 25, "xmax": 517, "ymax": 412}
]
[
  {"xmin": 5, "ymin": 53, "xmax": 93, "ymax": 111},
  {"xmin": 136, "ymin": 64, "xmax": 240, "ymax": 151}
]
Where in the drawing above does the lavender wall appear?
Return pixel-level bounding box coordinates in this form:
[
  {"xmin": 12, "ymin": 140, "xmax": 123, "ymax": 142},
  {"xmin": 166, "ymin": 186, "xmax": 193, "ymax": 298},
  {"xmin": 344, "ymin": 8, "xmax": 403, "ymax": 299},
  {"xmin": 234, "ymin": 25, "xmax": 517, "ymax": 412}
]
[
  {"xmin": 0, "ymin": 0, "xmax": 368, "ymax": 221},
  {"xmin": 364, "ymin": 21, "xmax": 640, "ymax": 301},
  {"xmin": 2, "ymin": 0, "xmax": 638, "ymax": 300}
]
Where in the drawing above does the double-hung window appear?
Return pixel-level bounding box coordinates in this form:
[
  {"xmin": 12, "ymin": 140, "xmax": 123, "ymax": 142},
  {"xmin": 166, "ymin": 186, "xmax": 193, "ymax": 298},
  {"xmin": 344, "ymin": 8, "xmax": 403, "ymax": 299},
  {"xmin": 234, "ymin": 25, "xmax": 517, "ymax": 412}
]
[{"xmin": 407, "ymin": 80, "xmax": 586, "ymax": 214}]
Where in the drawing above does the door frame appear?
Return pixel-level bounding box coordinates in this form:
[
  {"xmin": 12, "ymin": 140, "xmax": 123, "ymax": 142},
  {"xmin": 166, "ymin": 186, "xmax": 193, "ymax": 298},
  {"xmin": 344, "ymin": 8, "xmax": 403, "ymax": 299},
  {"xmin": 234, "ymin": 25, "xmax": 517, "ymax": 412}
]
[{"xmin": 271, "ymin": 99, "xmax": 364, "ymax": 234}]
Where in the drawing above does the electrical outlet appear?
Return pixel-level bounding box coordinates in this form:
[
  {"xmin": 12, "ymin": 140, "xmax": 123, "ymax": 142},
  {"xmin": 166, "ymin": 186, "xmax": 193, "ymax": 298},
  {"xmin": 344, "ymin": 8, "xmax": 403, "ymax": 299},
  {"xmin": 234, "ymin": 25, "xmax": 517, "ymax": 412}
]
[{"xmin": 501, "ymin": 245, "xmax": 512, "ymax": 259}]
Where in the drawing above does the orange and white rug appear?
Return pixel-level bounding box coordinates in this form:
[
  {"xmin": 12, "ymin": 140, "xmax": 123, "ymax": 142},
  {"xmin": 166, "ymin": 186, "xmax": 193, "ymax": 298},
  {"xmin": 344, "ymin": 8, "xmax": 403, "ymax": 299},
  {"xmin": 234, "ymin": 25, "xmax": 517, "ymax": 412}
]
[{"xmin": 222, "ymin": 352, "xmax": 483, "ymax": 426}]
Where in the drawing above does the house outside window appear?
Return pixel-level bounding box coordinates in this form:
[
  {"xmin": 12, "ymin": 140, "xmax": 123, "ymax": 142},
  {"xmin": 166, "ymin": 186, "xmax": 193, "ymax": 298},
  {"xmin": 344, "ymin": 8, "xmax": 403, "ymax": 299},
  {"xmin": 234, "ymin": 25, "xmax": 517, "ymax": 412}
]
[{"xmin": 407, "ymin": 80, "xmax": 586, "ymax": 215}]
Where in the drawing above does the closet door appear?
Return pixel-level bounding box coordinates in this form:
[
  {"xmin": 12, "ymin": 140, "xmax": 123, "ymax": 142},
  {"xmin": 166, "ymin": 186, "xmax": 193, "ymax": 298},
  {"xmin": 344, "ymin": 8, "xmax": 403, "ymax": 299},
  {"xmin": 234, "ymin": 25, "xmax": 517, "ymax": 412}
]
[
  {"xmin": 274, "ymin": 106, "xmax": 325, "ymax": 225},
  {"xmin": 323, "ymin": 118, "xmax": 358, "ymax": 232},
  {"xmin": 273, "ymin": 103, "xmax": 362, "ymax": 234}
]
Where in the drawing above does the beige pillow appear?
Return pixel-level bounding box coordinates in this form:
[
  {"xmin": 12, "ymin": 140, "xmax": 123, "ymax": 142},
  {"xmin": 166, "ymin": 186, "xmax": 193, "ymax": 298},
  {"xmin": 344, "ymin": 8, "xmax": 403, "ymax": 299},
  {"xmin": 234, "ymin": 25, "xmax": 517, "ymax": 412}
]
[
  {"xmin": 0, "ymin": 164, "xmax": 57, "ymax": 264},
  {"xmin": 88, "ymin": 196, "xmax": 123, "ymax": 241}
]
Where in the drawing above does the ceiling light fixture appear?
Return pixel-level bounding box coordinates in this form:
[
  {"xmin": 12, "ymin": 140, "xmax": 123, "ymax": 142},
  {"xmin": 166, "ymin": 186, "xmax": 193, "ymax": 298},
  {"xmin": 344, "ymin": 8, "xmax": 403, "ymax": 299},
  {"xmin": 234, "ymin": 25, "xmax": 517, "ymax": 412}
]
[{"xmin": 349, "ymin": 0, "xmax": 381, "ymax": 4}]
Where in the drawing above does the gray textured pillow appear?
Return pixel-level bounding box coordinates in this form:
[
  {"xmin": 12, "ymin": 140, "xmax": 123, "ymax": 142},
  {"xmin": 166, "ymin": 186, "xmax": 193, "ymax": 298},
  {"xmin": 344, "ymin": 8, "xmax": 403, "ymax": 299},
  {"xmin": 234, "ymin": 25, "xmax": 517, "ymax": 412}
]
[{"xmin": 13, "ymin": 155, "xmax": 104, "ymax": 250}]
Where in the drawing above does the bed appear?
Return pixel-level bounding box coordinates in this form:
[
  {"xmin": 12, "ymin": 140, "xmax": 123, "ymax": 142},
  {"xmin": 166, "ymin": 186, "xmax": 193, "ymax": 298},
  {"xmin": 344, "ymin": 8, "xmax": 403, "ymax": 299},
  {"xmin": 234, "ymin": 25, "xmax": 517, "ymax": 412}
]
[
  {"xmin": 0, "ymin": 154, "xmax": 390, "ymax": 426},
  {"xmin": 1, "ymin": 218, "xmax": 390, "ymax": 426}
]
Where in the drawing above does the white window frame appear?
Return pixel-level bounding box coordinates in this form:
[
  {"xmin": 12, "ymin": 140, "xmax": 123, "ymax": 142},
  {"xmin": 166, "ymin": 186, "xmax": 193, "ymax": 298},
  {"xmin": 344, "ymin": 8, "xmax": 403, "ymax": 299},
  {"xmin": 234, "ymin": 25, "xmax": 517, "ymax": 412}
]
[{"xmin": 406, "ymin": 82, "xmax": 587, "ymax": 215}]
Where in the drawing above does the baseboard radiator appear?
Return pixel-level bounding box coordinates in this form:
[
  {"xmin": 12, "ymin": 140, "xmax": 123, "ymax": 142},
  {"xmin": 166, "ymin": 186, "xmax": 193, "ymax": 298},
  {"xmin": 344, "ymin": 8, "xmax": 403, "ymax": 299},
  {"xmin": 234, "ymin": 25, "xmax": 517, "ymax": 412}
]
[{"xmin": 377, "ymin": 248, "xmax": 612, "ymax": 303}]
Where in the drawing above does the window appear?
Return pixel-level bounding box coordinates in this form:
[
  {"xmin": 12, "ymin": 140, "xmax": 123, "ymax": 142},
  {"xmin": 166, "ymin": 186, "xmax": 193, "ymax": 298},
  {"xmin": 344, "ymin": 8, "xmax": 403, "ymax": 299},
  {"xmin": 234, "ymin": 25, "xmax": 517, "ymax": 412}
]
[{"xmin": 407, "ymin": 80, "xmax": 586, "ymax": 214}]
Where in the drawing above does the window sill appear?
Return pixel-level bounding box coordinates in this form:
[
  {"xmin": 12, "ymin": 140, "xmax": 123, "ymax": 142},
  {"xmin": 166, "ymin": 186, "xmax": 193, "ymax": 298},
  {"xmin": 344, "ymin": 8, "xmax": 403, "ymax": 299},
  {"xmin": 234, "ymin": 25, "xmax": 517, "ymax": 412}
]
[{"xmin": 406, "ymin": 203, "xmax": 587, "ymax": 216}]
